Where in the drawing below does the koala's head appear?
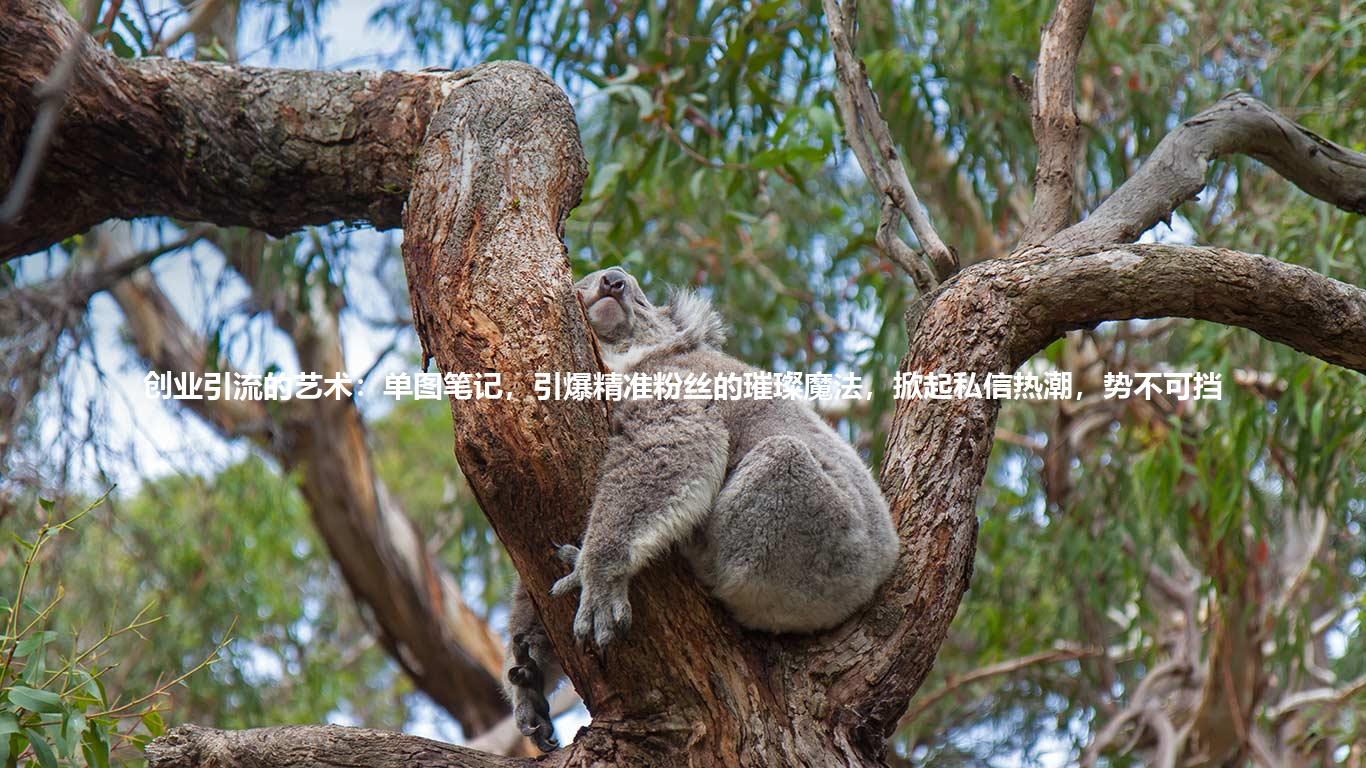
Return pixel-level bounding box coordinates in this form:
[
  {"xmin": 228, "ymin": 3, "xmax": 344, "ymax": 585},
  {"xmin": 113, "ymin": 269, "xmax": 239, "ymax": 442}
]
[
  {"xmin": 575, "ymin": 267, "xmax": 728, "ymax": 365},
  {"xmin": 575, "ymin": 267, "xmax": 675, "ymax": 350}
]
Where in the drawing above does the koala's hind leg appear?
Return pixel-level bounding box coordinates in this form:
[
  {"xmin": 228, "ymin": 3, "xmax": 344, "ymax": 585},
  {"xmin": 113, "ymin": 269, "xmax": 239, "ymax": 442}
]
[
  {"xmin": 503, "ymin": 579, "xmax": 564, "ymax": 752},
  {"xmin": 692, "ymin": 434, "xmax": 887, "ymax": 633}
]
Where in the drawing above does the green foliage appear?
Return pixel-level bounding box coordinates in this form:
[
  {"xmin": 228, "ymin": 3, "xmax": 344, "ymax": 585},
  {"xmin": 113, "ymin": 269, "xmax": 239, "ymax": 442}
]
[
  {"xmin": 7, "ymin": 460, "xmax": 412, "ymax": 735},
  {"xmin": 2, "ymin": 398, "xmax": 507, "ymax": 741},
  {"xmin": 0, "ymin": 494, "xmax": 219, "ymax": 767}
]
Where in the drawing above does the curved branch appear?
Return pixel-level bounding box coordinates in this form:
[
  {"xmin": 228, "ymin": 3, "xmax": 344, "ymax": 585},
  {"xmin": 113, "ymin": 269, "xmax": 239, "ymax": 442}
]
[
  {"xmin": 1019, "ymin": 0, "xmax": 1096, "ymax": 246},
  {"xmin": 1048, "ymin": 93, "xmax": 1366, "ymax": 250},
  {"xmin": 0, "ymin": 0, "xmax": 453, "ymax": 260},
  {"xmin": 1004, "ymin": 244, "xmax": 1366, "ymax": 372},
  {"xmin": 826, "ymin": 242, "xmax": 1363, "ymax": 743}
]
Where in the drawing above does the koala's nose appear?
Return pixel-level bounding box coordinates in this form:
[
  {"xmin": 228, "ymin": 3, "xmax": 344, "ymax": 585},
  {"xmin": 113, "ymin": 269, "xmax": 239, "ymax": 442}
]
[{"xmin": 601, "ymin": 271, "xmax": 627, "ymax": 297}]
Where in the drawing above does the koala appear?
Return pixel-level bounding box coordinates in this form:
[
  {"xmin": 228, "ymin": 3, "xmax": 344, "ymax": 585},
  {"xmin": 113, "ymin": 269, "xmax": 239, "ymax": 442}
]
[{"xmin": 503, "ymin": 266, "xmax": 899, "ymax": 751}]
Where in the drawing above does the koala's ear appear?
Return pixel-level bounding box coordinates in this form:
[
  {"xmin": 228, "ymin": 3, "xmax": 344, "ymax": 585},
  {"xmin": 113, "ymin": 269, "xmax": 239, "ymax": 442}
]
[{"xmin": 666, "ymin": 288, "xmax": 728, "ymax": 348}]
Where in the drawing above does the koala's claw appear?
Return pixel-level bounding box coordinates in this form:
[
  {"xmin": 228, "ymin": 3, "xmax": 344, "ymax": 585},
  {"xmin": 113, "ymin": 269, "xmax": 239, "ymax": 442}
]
[
  {"xmin": 555, "ymin": 544, "xmax": 581, "ymax": 564},
  {"xmin": 514, "ymin": 695, "xmax": 558, "ymax": 752},
  {"xmin": 508, "ymin": 632, "xmax": 558, "ymax": 752},
  {"xmin": 529, "ymin": 726, "xmax": 559, "ymax": 753},
  {"xmin": 550, "ymin": 569, "xmax": 581, "ymax": 598},
  {"xmin": 572, "ymin": 586, "xmax": 632, "ymax": 649},
  {"xmin": 550, "ymin": 544, "xmax": 632, "ymax": 647},
  {"xmin": 550, "ymin": 545, "xmax": 584, "ymax": 597},
  {"xmin": 507, "ymin": 663, "xmax": 536, "ymax": 688}
]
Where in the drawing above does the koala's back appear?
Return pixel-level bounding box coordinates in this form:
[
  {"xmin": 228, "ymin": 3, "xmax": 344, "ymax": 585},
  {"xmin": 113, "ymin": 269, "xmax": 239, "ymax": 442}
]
[{"xmin": 639, "ymin": 347, "xmax": 899, "ymax": 634}]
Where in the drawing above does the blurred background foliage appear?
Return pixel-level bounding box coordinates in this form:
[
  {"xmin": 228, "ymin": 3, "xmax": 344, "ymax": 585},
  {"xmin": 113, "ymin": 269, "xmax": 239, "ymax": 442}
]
[{"xmin": 1, "ymin": 0, "xmax": 1362, "ymax": 764}]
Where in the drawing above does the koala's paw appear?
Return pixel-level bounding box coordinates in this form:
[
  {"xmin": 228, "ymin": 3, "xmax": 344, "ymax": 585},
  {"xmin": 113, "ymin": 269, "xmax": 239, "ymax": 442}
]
[
  {"xmin": 573, "ymin": 583, "xmax": 632, "ymax": 650},
  {"xmin": 514, "ymin": 695, "xmax": 559, "ymax": 752},
  {"xmin": 507, "ymin": 634, "xmax": 558, "ymax": 752},
  {"xmin": 550, "ymin": 545, "xmax": 583, "ymax": 597}
]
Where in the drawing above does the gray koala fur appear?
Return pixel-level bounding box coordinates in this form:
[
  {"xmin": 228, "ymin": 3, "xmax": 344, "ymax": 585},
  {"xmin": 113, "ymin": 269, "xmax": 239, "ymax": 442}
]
[{"xmin": 503, "ymin": 267, "xmax": 899, "ymax": 751}]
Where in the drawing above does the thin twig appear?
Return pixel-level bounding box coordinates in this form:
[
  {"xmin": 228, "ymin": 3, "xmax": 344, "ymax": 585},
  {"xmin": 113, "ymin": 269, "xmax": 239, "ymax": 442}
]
[
  {"xmin": 95, "ymin": 0, "xmax": 125, "ymax": 45},
  {"xmin": 821, "ymin": 0, "xmax": 957, "ymax": 288},
  {"xmin": 150, "ymin": 0, "xmax": 229, "ymax": 55},
  {"xmin": 900, "ymin": 645, "xmax": 1102, "ymax": 725}
]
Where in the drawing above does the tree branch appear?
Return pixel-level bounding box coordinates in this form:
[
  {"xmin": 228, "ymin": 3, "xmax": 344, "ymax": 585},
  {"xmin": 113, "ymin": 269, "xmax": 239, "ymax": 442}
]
[
  {"xmin": 1047, "ymin": 93, "xmax": 1366, "ymax": 250},
  {"xmin": 397, "ymin": 56, "xmax": 622, "ymax": 720},
  {"xmin": 397, "ymin": 57, "xmax": 865, "ymax": 767},
  {"xmin": 899, "ymin": 645, "xmax": 1102, "ymax": 725},
  {"xmin": 824, "ymin": 241, "xmax": 1364, "ymax": 745},
  {"xmin": 1018, "ymin": 0, "xmax": 1096, "ymax": 246},
  {"xmin": 5, "ymin": 0, "xmax": 1355, "ymax": 761},
  {"xmin": 1266, "ymin": 674, "xmax": 1366, "ymax": 722},
  {"xmin": 150, "ymin": 0, "xmax": 231, "ymax": 55},
  {"xmin": 103, "ymin": 224, "xmax": 513, "ymax": 735},
  {"xmin": 0, "ymin": 0, "xmax": 98, "ymax": 225},
  {"xmin": 1005, "ymin": 243, "xmax": 1366, "ymax": 372},
  {"xmin": 0, "ymin": 0, "xmax": 460, "ymax": 260},
  {"xmin": 145, "ymin": 725, "xmax": 527, "ymax": 768},
  {"xmin": 822, "ymin": 0, "xmax": 957, "ymax": 287}
]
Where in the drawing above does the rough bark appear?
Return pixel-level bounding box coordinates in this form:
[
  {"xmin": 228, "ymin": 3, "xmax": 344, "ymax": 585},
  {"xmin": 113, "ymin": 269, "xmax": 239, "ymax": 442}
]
[
  {"xmin": 144, "ymin": 241, "xmax": 1366, "ymax": 768},
  {"xmin": 1019, "ymin": 0, "xmax": 1096, "ymax": 246},
  {"xmin": 6, "ymin": 0, "xmax": 1363, "ymax": 764},
  {"xmin": 145, "ymin": 725, "xmax": 526, "ymax": 768},
  {"xmin": 807, "ymin": 242, "xmax": 1366, "ymax": 754},
  {"xmin": 0, "ymin": 0, "xmax": 450, "ymax": 259}
]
